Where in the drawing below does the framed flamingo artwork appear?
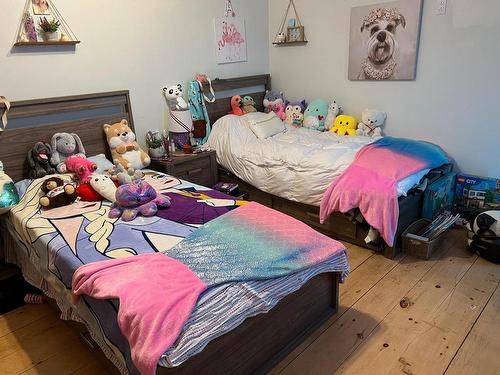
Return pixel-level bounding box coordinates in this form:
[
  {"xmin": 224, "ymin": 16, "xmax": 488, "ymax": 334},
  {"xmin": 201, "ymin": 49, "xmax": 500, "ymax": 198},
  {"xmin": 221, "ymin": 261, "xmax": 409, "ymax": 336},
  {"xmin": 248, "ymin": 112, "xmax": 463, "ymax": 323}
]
[{"xmin": 214, "ymin": 17, "xmax": 247, "ymax": 64}]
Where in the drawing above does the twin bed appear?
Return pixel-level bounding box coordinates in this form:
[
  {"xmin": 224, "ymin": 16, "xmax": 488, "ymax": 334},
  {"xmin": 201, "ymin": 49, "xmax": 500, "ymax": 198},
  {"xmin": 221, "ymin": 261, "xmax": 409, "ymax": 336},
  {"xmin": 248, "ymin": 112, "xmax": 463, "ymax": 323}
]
[
  {"xmin": 203, "ymin": 74, "xmax": 450, "ymax": 258},
  {"xmin": 0, "ymin": 91, "xmax": 347, "ymax": 375}
]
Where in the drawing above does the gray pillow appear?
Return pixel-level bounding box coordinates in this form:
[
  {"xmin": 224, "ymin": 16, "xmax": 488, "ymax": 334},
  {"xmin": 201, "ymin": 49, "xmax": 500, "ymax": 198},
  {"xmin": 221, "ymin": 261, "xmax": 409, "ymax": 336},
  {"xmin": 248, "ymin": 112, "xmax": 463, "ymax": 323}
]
[{"xmin": 88, "ymin": 154, "xmax": 114, "ymax": 174}]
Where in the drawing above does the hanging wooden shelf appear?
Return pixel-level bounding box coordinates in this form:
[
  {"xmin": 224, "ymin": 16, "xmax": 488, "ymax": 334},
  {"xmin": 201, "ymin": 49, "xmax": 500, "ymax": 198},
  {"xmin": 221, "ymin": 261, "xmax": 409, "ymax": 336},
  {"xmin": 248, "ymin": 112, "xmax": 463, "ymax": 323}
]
[
  {"xmin": 273, "ymin": 0, "xmax": 307, "ymax": 46},
  {"xmin": 272, "ymin": 41, "xmax": 308, "ymax": 46},
  {"xmin": 14, "ymin": 40, "xmax": 80, "ymax": 46},
  {"xmin": 14, "ymin": 0, "xmax": 80, "ymax": 48}
]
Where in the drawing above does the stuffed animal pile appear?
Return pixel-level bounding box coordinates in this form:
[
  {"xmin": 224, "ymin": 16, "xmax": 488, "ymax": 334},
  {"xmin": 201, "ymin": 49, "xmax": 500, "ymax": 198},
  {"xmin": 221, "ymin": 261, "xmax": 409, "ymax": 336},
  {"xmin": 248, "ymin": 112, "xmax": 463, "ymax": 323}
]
[
  {"xmin": 219, "ymin": 88, "xmax": 388, "ymax": 138},
  {"xmin": 23, "ymin": 119, "xmax": 170, "ymax": 220}
]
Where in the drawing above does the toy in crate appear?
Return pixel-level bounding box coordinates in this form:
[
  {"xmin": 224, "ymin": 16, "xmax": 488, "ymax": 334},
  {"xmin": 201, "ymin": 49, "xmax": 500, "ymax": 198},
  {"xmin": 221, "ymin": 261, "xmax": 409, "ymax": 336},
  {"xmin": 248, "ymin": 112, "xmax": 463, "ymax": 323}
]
[
  {"xmin": 455, "ymin": 174, "xmax": 500, "ymax": 214},
  {"xmin": 422, "ymin": 172, "xmax": 456, "ymax": 219}
]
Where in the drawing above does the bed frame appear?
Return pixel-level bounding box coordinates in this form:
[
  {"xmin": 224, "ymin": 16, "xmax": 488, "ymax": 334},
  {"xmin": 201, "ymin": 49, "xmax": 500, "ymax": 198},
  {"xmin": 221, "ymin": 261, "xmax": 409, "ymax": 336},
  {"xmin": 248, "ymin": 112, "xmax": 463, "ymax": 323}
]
[
  {"xmin": 0, "ymin": 91, "xmax": 341, "ymax": 375},
  {"xmin": 203, "ymin": 74, "xmax": 450, "ymax": 259}
]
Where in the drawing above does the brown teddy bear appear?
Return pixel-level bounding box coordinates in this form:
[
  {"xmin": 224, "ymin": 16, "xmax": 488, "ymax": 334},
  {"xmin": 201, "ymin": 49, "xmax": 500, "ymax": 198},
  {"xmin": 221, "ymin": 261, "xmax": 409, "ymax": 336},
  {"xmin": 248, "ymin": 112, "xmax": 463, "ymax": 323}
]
[
  {"xmin": 39, "ymin": 177, "xmax": 77, "ymax": 209},
  {"xmin": 103, "ymin": 119, "xmax": 150, "ymax": 170}
]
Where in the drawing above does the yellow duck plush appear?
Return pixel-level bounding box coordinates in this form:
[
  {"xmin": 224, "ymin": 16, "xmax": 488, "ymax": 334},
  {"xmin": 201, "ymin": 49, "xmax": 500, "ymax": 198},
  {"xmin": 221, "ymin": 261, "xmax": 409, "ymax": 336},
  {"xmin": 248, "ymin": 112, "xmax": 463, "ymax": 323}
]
[{"xmin": 330, "ymin": 115, "xmax": 358, "ymax": 136}]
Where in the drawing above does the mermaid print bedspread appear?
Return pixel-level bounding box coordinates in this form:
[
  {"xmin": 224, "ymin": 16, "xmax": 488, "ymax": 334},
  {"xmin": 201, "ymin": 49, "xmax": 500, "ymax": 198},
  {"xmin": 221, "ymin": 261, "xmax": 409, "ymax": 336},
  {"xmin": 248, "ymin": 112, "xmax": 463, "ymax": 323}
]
[
  {"xmin": 320, "ymin": 137, "xmax": 449, "ymax": 246},
  {"xmin": 10, "ymin": 171, "xmax": 346, "ymax": 375},
  {"xmin": 8, "ymin": 171, "xmax": 244, "ymax": 375}
]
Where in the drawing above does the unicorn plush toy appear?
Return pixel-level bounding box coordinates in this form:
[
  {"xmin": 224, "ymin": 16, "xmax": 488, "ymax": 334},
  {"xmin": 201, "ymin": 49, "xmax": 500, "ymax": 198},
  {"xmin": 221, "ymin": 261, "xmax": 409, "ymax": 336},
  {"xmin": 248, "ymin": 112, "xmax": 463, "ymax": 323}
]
[{"xmin": 324, "ymin": 100, "xmax": 342, "ymax": 131}]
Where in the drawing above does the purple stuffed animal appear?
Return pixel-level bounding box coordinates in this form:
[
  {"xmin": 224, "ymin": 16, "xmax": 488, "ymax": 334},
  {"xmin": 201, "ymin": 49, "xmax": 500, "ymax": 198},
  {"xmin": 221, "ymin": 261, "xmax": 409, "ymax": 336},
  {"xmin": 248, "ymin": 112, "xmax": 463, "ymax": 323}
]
[
  {"xmin": 109, "ymin": 181, "xmax": 171, "ymax": 221},
  {"xmin": 284, "ymin": 100, "xmax": 307, "ymax": 127}
]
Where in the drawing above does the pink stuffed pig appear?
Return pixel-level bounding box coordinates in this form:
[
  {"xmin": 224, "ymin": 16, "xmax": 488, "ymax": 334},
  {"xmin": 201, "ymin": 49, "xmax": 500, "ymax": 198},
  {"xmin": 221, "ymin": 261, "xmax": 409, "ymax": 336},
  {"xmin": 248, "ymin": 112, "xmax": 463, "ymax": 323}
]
[
  {"xmin": 65, "ymin": 155, "xmax": 97, "ymax": 183},
  {"xmin": 271, "ymin": 102, "xmax": 286, "ymax": 121}
]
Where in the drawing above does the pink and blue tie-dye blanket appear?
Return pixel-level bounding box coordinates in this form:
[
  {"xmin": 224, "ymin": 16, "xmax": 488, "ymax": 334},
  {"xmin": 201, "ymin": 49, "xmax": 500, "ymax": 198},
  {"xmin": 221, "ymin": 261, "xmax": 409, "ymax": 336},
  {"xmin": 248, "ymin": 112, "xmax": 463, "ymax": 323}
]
[{"xmin": 320, "ymin": 137, "xmax": 449, "ymax": 246}]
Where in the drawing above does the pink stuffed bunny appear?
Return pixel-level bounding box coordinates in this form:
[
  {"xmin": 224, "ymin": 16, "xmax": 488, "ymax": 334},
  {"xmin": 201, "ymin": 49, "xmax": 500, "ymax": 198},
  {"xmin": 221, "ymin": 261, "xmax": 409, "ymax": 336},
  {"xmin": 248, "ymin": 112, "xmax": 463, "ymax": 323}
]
[
  {"xmin": 65, "ymin": 155, "xmax": 97, "ymax": 184},
  {"xmin": 271, "ymin": 102, "xmax": 287, "ymax": 121}
]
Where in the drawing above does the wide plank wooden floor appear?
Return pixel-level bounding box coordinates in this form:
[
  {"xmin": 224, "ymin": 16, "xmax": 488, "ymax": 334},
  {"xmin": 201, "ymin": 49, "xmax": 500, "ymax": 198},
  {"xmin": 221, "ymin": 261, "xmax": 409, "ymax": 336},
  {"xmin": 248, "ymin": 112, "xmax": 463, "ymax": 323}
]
[{"xmin": 1, "ymin": 230, "xmax": 498, "ymax": 375}]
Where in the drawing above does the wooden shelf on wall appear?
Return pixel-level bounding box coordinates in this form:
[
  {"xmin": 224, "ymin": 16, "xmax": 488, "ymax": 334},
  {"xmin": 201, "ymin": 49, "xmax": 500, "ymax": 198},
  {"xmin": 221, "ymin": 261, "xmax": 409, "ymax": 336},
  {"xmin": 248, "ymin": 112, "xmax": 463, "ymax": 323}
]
[
  {"xmin": 13, "ymin": 40, "xmax": 80, "ymax": 47},
  {"xmin": 272, "ymin": 41, "xmax": 308, "ymax": 46}
]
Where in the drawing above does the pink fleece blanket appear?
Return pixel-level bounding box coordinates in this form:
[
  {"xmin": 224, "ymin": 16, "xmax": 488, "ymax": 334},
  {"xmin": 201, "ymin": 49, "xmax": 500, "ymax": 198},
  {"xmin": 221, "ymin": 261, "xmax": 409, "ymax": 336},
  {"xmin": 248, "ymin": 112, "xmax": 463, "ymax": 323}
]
[
  {"xmin": 72, "ymin": 253, "xmax": 207, "ymax": 375},
  {"xmin": 320, "ymin": 137, "xmax": 448, "ymax": 246}
]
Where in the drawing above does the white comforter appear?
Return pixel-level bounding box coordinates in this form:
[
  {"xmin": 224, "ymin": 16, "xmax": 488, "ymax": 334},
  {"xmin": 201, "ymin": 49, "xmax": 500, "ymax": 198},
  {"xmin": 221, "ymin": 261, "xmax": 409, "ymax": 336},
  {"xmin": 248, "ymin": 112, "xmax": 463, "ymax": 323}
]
[{"xmin": 204, "ymin": 113, "xmax": 427, "ymax": 206}]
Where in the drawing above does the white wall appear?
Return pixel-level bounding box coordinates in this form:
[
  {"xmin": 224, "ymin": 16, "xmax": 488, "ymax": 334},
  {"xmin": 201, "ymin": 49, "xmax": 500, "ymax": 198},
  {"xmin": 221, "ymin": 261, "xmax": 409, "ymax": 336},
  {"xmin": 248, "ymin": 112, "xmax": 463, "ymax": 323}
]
[
  {"xmin": 269, "ymin": 0, "xmax": 500, "ymax": 177},
  {"xmin": 0, "ymin": 0, "xmax": 269, "ymax": 146}
]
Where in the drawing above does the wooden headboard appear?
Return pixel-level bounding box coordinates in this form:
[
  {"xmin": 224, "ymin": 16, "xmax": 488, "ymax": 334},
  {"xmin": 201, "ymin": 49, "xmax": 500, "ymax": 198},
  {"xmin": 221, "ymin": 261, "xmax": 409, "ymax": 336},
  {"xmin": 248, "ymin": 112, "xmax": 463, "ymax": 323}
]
[
  {"xmin": 204, "ymin": 74, "xmax": 271, "ymax": 124},
  {"xmin": 0, "ymin": 91, "xmax": 134, "ymax": 182}
]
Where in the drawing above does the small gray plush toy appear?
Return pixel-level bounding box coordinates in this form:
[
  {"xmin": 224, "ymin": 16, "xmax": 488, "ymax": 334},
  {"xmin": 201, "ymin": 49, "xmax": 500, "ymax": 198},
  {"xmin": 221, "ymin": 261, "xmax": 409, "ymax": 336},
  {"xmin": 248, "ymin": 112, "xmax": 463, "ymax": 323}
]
[
  {"xmin": 108, "ymin": 162, "xmax": 144, "ymax": 185},
  {"xmin": 50, "ymin": 133, "xmax": 86, "ymax": 173}
]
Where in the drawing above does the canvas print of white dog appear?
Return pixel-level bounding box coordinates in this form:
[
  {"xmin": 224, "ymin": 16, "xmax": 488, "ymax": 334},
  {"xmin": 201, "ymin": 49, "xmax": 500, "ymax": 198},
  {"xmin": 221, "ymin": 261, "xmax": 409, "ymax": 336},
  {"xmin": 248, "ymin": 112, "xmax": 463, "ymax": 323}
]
[{"xmin": 348, "ymin": 0, "xmax": 423, "ymax": 81}]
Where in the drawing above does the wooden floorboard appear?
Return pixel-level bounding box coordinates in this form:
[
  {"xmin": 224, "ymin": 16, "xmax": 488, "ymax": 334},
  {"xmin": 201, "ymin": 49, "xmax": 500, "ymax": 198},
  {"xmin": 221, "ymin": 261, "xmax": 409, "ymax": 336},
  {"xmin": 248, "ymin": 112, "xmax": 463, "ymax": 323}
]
[
  {"xmin": 270, "ymin": 245, "xmax": 376, "ymax": 374},
  {"xmin": 0, "ymin": 229, "xmax": 498, "ymax": 375},
  {"xmin": 0, "ymin": 304, "xmax": 53, "ymax": 339},
  {"xmin": 335, "ymin": 232, "xmax": 482, "ymax": 375},
  {"xmin": 445, "ymin": 281, "xmax": 500, "ymax": 375}
]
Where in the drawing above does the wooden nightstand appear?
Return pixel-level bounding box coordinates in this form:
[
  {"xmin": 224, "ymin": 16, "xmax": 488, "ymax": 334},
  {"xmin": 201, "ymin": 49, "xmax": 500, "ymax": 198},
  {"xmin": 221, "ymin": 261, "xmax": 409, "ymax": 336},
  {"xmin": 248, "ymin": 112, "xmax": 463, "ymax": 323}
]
[{"xmin": 150, "ymin": 150, "xmax": 218, "ymax": 188}]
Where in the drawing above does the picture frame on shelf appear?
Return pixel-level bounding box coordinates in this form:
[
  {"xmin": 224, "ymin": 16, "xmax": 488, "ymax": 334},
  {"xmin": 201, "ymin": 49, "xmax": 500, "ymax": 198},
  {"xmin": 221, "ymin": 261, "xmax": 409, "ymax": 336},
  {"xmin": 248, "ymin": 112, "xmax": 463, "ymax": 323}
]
[
  {"xmin": 287, "ymin": 26, "xmax": 304, "ymax": 43},
  {"xmin": 32, "ymin": 0, "xmax": 50, "ymax": 15}
]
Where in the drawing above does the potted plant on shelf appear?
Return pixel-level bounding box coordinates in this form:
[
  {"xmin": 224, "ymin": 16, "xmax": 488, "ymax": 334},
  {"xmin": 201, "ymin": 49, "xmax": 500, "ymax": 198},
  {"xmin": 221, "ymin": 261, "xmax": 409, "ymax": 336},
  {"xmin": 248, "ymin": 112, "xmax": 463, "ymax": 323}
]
[
  {"xmin": 146, "ymin": 131, "xmax": 166, "ymax": 158},
  {"xmin": 38, "ymin": 17, "xmax": 61, "ymax": 42}
]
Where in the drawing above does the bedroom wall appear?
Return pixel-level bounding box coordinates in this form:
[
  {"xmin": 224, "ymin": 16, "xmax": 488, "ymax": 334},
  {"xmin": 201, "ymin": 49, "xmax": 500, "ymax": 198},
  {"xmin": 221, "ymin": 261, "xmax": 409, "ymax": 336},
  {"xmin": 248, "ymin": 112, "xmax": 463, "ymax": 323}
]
[
  {"xmin": 269, "ymin": 0, "xmax": 500, "ymax": 178},
  {"xmin": 0, "ymin": 0, "xmax": 269, "ymax": 147}
]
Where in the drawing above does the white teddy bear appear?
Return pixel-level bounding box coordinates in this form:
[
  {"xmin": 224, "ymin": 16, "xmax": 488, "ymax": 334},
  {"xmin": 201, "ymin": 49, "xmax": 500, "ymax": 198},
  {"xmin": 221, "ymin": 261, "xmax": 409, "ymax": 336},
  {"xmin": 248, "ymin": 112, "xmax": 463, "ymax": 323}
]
[
  {"xmin": 162, "ymin": 84, "xmax": 189, "ymax": 111},
  {"xmin": 356, "ymin": 109, "xmax": 387, "ymax": 137}
]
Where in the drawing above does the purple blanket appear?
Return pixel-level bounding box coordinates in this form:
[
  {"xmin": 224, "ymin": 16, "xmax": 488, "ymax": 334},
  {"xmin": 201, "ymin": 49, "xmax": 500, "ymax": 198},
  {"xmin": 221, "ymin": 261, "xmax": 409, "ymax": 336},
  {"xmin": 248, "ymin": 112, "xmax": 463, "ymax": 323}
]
[{"xmin": 320, "ymin": 137, "xmax": 448, "ymax": 246}]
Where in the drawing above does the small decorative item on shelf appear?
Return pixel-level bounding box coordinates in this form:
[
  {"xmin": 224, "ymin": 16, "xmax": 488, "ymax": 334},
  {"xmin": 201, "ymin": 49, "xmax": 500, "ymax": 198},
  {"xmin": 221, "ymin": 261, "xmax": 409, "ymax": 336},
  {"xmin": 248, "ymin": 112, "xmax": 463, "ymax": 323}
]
[
  {"xmin": 23, "ymin": 12, "xmax": 37, "ymax": 42},
  {"xmin": 38, "ymin": 17, "xmax": 61, "ymax": 42},
  {"xmin": 60, "ymin": 32, "xmax": 70, "ymax": 42},
  {"xmin": 273, "ymin": 0, "xmax": 307, "ymax": 46},
  {"xmin": 275, "ymin": 32, "xmax": 286, "ymax": 44},
  {"xmin": 287, "ymin": 26, "xmax": 305, "ymax": 43},
  {"xmin": 146, "ymin": 130, "xmax": 166, "ymax": 159}
]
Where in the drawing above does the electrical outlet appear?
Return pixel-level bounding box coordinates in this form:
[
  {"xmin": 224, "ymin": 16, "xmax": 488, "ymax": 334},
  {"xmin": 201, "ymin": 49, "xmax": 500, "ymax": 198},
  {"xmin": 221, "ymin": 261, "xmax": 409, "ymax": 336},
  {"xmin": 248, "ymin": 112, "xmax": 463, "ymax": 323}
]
[{"xmin": 436, "ymin": 0, "xmax": 447, "ymax": 15}]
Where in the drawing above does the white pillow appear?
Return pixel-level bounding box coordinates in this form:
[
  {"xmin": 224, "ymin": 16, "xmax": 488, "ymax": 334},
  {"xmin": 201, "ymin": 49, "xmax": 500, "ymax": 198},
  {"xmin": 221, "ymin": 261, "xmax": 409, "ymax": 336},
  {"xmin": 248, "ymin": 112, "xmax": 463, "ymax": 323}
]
[
  {"xmin": 88, "ymin": 154, "xmax": 114, "ymax": 174},
  {"xmin": 247, "ymin": 113, "xmax": 285, "ymax": 140}
]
